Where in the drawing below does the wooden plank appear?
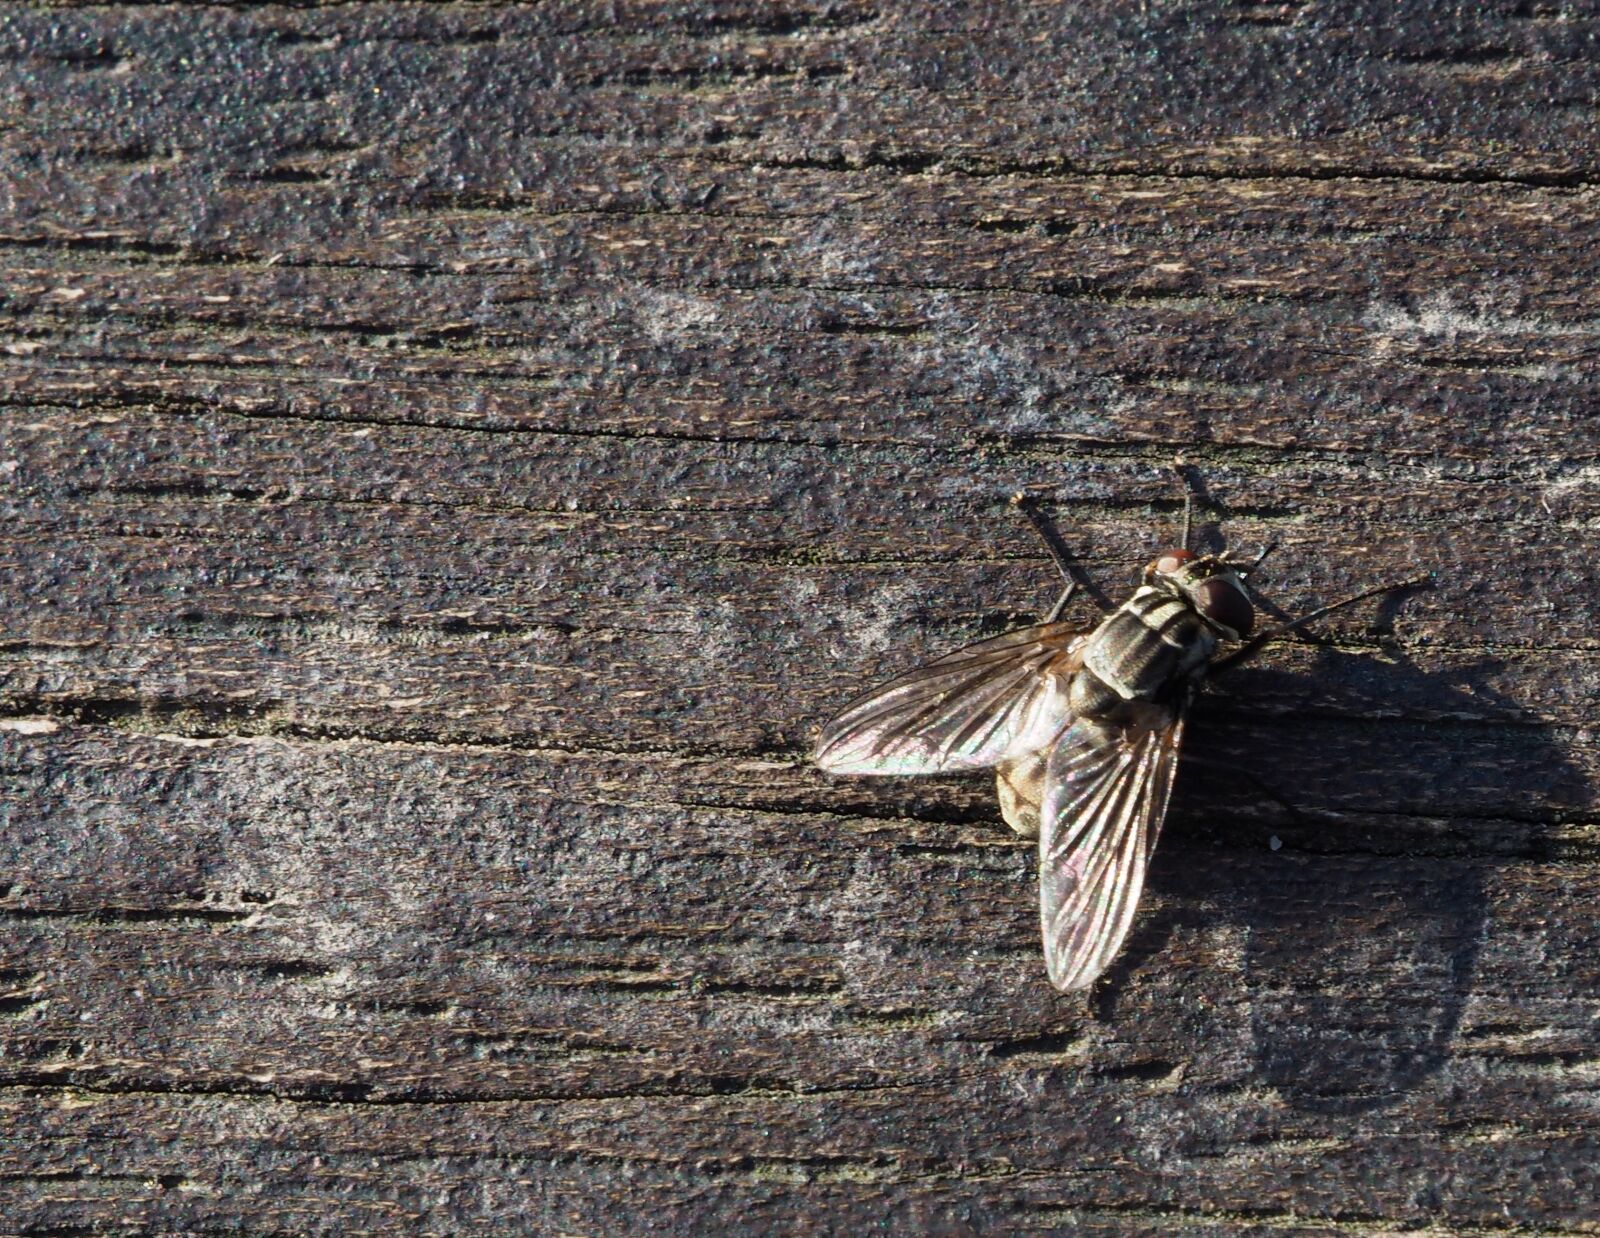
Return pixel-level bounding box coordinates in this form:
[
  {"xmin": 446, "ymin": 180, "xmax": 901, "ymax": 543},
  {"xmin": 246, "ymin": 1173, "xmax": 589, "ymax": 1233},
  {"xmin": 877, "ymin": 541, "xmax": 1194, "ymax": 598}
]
[
  {"xmin": 1, "ymin": 725, "xmax": 1598, "ymax": 1232},
  {"xmin": 3, "ymin": 0, "xmax": 1599, "ymax": 1232}
]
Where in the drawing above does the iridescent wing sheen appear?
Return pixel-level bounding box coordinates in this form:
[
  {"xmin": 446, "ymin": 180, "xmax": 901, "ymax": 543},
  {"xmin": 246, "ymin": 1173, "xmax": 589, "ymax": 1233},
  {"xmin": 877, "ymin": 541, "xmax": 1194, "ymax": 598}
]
[
  {"xmin": 813, "ymin": 623, "xmax": 1085, "ymax": 776},
  {"xmin": 1038, "ymin": 703, "xmax": 1186, "ymax": 992}
]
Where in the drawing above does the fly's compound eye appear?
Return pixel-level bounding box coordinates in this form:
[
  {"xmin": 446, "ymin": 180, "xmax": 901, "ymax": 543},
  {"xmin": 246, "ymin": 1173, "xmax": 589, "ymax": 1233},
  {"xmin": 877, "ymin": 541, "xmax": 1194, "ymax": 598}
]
[
  {"xmin": 1144, "ymin": 548, "xmax": 1195, "ymax": 582},
  {"xmin": 1194, "ymin": 577, "xmax": 1254, "ymax": 638}
]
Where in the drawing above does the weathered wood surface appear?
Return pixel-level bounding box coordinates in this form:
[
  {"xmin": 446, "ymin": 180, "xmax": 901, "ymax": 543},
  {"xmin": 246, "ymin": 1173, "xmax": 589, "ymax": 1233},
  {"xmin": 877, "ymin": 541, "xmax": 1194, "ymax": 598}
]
[{"xmin": 2, "ymin": 2, "xmax": 1600, "ymax": 1232}]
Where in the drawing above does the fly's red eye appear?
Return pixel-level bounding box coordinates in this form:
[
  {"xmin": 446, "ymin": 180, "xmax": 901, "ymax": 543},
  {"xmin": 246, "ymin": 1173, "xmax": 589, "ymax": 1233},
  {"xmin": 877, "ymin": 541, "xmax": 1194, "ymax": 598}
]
[
  {"xmin": 1148, "ymin": 549, "xmax": 1194, "ymax": 577},
  {"xmin": 1195, "ymin": 578, "xmax": 1254, "ymax": 637}
]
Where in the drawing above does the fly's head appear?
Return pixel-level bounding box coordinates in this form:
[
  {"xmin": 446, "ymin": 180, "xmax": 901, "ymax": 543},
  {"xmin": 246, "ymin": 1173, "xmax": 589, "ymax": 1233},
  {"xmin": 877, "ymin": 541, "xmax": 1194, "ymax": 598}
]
[{"xmin": 1143, "ymin": 549, "xmax": 1255, "ymax": 641}]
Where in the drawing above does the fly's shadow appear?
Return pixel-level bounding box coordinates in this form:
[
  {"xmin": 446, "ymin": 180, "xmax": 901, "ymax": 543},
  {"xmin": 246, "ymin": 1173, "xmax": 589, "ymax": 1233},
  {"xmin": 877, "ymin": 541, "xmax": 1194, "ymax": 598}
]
[{"xmin": 1096, "ymin": 614, "xmax": 1572, "ymax": 1115}]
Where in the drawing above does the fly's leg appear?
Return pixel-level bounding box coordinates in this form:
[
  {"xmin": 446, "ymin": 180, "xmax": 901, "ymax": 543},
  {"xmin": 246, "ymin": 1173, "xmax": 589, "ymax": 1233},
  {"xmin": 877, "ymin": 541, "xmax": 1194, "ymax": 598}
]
[
  {"xmin": 1043, "ymin": 580, "xmax": 1077, "ymax": 624},
  {"xmin": 1231, "ymin": 540, "xmax": 1279, "ymax": 578},
  {"xmin": 1174, "ymin": 460, "xmax": 1195, "ymax": 552},
  {"xmin": 1213, "ymin": 574, "xmax": 1433, "ymax": 675},
  {"xmin": 1009, "ymin": 491, "xmax": 1078, "ymax": 587},
  {"xmin": 1010, "ymin": 492, "xmax": 1114, "ymax": 617},
  {"xmin": 1174, "ymin": 460, "xmax": 1282, "ymax": 577}
]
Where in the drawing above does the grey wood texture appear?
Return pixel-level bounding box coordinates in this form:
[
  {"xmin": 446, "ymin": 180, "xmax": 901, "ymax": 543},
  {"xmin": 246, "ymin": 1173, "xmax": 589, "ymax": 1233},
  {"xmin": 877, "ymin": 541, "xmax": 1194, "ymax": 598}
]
[{"xmin": 2, "ymin": 2, "xmax": 1599, "ymax": 1233}]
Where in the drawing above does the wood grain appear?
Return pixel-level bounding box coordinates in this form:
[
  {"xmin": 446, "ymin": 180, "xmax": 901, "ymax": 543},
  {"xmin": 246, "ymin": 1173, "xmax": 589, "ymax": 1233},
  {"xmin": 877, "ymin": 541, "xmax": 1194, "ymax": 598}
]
[{"xmin": 3, "ymin": 2, "xmax": 1599, "ymax": 1232}]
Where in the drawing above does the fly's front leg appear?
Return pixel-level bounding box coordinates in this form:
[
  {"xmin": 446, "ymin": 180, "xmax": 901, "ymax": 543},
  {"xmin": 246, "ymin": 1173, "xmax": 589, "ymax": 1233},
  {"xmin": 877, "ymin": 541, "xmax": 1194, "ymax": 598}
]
[
  {"xmin": 1213, "ymin": 574, "xmax": 1433, "ymax": 675},
  {"xmin": 1010, "ymin": 492, "xmax": 1114, "ymax": 619},
  {"xmin": 1171, "ymin": 458, "xmax": 1196, "ymax": 552}
]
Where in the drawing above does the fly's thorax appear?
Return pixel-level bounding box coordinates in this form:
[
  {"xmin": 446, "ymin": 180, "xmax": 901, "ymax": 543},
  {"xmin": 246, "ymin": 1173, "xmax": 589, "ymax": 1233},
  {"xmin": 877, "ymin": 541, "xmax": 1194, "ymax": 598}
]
[{"xmin": 1077, "ymin": 584, "xmax": 1217, "ymax": 708}]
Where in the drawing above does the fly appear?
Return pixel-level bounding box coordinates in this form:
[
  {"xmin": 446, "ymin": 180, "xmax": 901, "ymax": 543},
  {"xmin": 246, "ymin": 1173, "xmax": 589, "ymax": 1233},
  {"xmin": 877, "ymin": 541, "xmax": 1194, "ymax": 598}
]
[{"xmin": 813, "ymin": 480, "xmax": 1428, "ymax": 992}]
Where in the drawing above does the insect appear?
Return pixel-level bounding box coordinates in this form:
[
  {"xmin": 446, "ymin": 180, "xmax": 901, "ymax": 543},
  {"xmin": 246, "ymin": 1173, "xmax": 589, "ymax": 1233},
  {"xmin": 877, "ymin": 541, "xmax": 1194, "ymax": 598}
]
[{"xmin": 813, "ymin": 481, "xmax": 1426, "ymax": 991}]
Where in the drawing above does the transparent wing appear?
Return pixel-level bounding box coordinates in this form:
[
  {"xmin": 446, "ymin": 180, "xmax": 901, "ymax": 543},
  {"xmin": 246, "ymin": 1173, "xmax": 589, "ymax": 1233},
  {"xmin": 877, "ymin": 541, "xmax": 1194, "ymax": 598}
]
[
  {"xmin": 1038, "ymin": 704, "xmax": 1185, "ymax": 992},
  {"xmin": 813, "ymin": 623, "xmax": 1084, "ymax": 776}
]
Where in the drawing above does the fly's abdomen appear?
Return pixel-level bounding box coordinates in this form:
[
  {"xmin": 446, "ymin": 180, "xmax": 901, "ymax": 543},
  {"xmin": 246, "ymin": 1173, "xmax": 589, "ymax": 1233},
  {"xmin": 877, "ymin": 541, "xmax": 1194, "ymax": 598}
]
[{"xmin": 1079, "ymin": 587, "xmax": 1214, "ymax": 706}]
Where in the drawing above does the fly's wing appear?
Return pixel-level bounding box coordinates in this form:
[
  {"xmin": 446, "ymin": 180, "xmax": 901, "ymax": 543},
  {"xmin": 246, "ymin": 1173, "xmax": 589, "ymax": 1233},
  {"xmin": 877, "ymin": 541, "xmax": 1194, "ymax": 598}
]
[
  {"xmin": 1038, "ymin": 702, "xmax": 1185, "ymax": 992},
  {"xmin": 813, "ymin": 623, "xmax": 1084, "ymax": 776}
]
